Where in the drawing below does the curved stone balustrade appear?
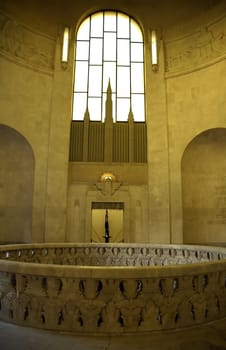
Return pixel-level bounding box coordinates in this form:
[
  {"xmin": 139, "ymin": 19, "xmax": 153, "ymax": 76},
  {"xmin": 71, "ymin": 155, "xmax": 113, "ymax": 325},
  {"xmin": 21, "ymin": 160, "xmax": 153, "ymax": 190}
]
[
  {"xmin": 1, "ymin": 243, "xmax": 226, "ymax": 266},
  {"xmin": 0, "ymin": 243, "xmax": 225, "ymax": 334}
]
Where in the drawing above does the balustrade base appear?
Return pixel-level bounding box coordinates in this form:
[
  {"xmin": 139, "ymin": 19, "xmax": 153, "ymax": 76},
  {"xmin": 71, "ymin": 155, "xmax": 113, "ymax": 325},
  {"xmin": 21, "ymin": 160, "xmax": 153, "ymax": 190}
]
[
  {"xmin": 0, "ymin": 318, "xmax": 226, "ymax": 349},
  {"xmin": 0, "ymin": 243, "xmax": 225, "ymax": 336}
]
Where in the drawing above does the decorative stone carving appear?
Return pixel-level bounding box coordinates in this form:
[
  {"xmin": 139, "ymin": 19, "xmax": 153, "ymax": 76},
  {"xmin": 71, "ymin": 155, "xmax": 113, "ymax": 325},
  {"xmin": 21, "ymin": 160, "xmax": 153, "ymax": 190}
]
[
  {"xmin": 165, "ymin": 16, "xmax": 226, "ymax": 74},
  {"xmin": 0, "ymin": 244, "xmax": 225, "ymax": 334},
  {"xmin": 140, "ymin": 298, "xmax": 161, "ymax": 331},
  {"xmin": 95, "ymin": 172, "xmax": 122, "ymax": 197},
  {"xmin": 0, "ymin": 11, "xmax": 55, "ymax": 74},
  {"xmin": 2, "ymin": 243, "xmax": 226, "ymax": 266},
  {"xmin": 102, "ymin": 301, "xmax": 121, "ymax": 331}
]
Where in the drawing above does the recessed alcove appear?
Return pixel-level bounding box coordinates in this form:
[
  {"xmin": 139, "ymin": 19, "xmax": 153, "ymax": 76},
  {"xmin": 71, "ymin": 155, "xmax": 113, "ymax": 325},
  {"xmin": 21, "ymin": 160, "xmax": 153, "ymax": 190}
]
[
  {"xmin": 91, "ymin": 202, "xmax": 124, "ymax": 243},
  {"xmin": 182, "ymin": 128, "xmax": 226, "ymax": 244},
  {"xmin": 0, "ymin": 125, "xmax": 34, "ymax": 243}
]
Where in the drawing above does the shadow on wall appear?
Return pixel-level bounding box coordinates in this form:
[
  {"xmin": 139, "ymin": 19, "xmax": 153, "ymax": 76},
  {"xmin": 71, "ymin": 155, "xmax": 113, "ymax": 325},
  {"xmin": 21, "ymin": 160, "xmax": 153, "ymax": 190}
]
[
  {"xmin": 0, "ymin": 124, "xmax": 34, "ymax": 243},
  {"xmin": 181, "ymin": 127, "xmax": 226, "ymax": 245}
]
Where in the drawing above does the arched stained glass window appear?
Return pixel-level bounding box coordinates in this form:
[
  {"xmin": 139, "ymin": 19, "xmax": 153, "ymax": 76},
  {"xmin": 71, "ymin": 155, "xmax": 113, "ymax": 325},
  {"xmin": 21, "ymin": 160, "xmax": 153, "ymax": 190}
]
[{"xmin": 73, "ymin": 11, "xmax": 145, "ymax": 122}]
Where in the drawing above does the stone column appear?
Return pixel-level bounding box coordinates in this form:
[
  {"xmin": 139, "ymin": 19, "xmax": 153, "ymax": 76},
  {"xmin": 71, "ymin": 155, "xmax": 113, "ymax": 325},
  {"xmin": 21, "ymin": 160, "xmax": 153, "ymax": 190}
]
[
  {"xmin": 83, "ymin": 107, "xmax": 90, "ymax": 161},
  {"xmin": 128, "ymin": 108, "xmax": 134, "ymax": 163},
  {"xmin": 44, "ymin": 29, "xmax": 74, "ymax": 242},
  {"xmin": 146, "ymin": 37, "xmax": 171, "ymax": 243}
]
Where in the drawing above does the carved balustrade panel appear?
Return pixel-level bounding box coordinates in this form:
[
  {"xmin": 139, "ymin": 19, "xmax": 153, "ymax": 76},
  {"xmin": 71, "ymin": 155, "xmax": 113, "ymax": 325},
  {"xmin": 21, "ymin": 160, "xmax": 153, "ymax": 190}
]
[
  {"xmin": 0, "ymin": 244, "xmax": 226, "ymax": 266},
  {"xmin": 0, "ymin": 244, "xmax": 225, "ymax": 334}
]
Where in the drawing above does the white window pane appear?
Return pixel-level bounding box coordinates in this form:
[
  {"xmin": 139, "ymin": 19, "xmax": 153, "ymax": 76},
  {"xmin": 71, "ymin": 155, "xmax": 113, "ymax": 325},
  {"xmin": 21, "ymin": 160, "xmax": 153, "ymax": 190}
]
[
  {"xmin": 103, "ymin": 62, "xmax": 116, "ymax": 93},
  {"xmin": 72, "ymin": 93, "xmax": 87, "ymax": 120},
  {"xmin": 104, "ymin": 33, "xmax": 116, "ymax": 61},
  {"xmin": 131, "ymin": 94, "xmax": 145, "ymax": 121},
  {"xmin": 131, "ymin": 63, "xmax": 144, "ymax": 93},
  {"xmin": 90, "ymin": 38, "xmax": 103, "ymax": 64},
  {"xmin": 117, "ymin": 67, "xmax": 130, "ymax": 98},
  {"xmin": 102, "ymin": 92, "xmax": 116, "ymax": 121},
  {"xmin": 102, "ymin": 93, "xmax": 106, "ymax": 121},
  {"xmin": 77, "ymin": 17, "xmax": 90, "ymax": 40},
  {"xmin": 91, "ymin": 13, "xmax": 103, "ymax": 37},
  {"xmin": 76, "ymin": 41, "xmax": 89, "ymax": 61},
  {"xmin": 104, "ymin": 11, "xmax": 116, "ymax": 31},
  {"xmin": 88, "ymin": 66, "xmax": 102, "ymax": 96},
  {"xmin": 131, "ymin": 19, "xmax": 143, "ymax": 42},
  {"xmin": 74, "ymin": 12, "xmax": 145, "ymax": 122},
  {"xmin": 117, "ymin": 98, "xmax": 130, "ymax": 121},
  {"xmin": 117, "ymin": 39, "xmax": 130, "ymax": 65},
  {"xmin": 117, "ymin": 13, "xmax": 129, "ymax": 38},
  {"xmin": 88, "ymin": 97, "xmax": 101, "ymax": 120},
  {"xmin": 74, "ymin": 61, "xmax": 88, "ymax": 91},
  {"xmin": 131, "ymin": 43, "xmax": 143, "ymax": 62}
]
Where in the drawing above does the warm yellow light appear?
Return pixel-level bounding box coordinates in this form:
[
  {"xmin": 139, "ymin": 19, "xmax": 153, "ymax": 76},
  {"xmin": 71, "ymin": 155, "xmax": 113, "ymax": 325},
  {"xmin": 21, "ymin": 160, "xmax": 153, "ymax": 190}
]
[
  {"xmin": 151, "ymin": 30, "xmax": 157, "ymax": 67},
  {"xmin": 101, "ymin": 172, "xmax": 116, "ymax": 182},
  {"xmin": 62, "ymin": 27, "xmax": 69, "ymax": 63}
]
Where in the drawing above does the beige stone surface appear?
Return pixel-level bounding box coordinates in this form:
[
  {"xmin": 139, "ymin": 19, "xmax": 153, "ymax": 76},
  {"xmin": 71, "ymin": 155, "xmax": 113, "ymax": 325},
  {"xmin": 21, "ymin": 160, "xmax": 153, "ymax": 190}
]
[
  {"xmin": 0, "ymin": 1, "xmax": 226, "ymax": 245},
  {"xmin": 0, "ymin": 243, "xmax": 225, "ymax": 335},
  {"xmin": 0, "ymin": 55, "xmax": 53, "ymax": 243},
  {"xmin": 0, "ymin": 318, "xmax": 226, "ymax": 350}
]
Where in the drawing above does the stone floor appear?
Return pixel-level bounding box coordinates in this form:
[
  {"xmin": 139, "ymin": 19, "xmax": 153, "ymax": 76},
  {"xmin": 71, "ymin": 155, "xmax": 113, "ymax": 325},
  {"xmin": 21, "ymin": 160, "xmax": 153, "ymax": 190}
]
[{"xmin": 0, "ymin": 319, "xmax": 226, "ymax": 350}]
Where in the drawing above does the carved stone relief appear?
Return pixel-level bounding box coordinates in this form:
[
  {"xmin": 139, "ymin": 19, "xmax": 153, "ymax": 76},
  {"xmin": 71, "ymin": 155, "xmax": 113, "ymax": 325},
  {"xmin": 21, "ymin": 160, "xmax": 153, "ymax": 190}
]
[
  {"xmin": 165, "ymin": 16, "xmax": 226, "ymax": 74},
  {"xmin": 0, "ymin": 11, "xmax": 55, "ymax": 73},
  {"xmin": 95, "ymin": 172, "xmax": 122, "ymax": 197},
  {"xmin": 0, "ymin": 244, "xmax": 225, "ymax": 334}
]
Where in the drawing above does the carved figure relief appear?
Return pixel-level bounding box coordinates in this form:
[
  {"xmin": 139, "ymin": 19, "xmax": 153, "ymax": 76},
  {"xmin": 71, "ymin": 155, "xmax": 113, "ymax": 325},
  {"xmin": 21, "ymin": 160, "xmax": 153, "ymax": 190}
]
[
  {"xmin": 0, "ymin": 11, "xmax": 55, "ymax": 73},
  {"xmin": 165, "ymin": 15, "xmax": 226, "ymax": 73},
  {"xmin": 0, "ymin": 246, "xmax": 225, "ymax": 334}
]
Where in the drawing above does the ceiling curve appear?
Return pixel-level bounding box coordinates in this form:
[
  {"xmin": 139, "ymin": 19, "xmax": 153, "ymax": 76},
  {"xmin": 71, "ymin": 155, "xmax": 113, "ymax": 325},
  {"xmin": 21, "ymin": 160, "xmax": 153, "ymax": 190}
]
[{"xmin": 0, "ymin": 0, "xmax": 224, "ymax": 37}]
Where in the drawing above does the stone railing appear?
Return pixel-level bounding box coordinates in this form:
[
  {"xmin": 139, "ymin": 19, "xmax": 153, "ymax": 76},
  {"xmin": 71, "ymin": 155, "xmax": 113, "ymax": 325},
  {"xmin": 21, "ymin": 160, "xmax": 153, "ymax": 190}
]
[
  {"xmin": 1, "ymin": 243, "xmax": 226, "ymax": 266},
  {"xmin": 0, "ymin": 243, "xmax": 225, "ymax": 334}
]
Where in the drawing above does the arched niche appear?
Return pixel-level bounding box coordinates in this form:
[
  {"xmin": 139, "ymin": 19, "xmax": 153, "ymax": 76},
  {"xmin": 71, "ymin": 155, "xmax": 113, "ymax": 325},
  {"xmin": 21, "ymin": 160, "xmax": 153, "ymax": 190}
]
[
  {"xmin": 0, "ymin": 124, "xmax": 34, "ymax": 243},
  {"xmin": 182, "ymin": 128, "xmax": 226, "ymax": 245}
]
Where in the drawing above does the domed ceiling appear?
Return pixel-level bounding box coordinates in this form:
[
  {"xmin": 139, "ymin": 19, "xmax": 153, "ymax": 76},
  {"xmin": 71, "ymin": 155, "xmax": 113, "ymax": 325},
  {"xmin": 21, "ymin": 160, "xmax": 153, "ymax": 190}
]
[{"xmin": 0, "ymin": 0, "xmax": 224, "ymax": 37}]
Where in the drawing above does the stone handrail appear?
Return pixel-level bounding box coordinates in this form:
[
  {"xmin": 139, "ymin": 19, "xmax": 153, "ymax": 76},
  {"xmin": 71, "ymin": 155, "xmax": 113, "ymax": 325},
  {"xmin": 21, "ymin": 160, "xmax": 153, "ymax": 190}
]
[
  {"xmin": 0, "ymin": 243, "xmax": 226, "ymax": 266},
  {"xmin": 0, "ymin": 243, "xmax": 225, "ymax": 334}
]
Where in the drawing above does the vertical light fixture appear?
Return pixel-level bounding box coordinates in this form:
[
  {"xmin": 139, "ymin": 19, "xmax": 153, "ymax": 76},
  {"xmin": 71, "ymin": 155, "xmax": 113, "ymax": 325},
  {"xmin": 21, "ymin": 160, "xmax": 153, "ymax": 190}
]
[
  {"xmin": 151, "ymin": 30, "xmax": 158, "ymax": 72},
  {"xmin": 62, "ymin": 27, "xmax": 70, "ymax": 65}
]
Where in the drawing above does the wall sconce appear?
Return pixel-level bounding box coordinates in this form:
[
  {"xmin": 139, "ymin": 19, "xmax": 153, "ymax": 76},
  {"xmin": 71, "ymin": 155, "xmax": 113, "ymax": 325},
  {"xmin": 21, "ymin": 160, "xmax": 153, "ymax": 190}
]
[
  {"xmin": 101, "ymin": 172, "xmax": 115, "ymax": 183},
  {"xmin": 151, "ymin": 30, "xmax": 158, "ymax": 72},
  {"xmin": 61, "ymin": 27, "xmax": 70, "ymax": 67}
]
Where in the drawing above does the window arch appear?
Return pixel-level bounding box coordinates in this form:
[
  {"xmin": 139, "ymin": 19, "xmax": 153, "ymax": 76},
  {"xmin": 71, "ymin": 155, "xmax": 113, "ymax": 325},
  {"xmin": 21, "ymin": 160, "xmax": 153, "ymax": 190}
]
[{"xmin": 72, "ymin": 11, "xmax": 145, "ymax": 122}]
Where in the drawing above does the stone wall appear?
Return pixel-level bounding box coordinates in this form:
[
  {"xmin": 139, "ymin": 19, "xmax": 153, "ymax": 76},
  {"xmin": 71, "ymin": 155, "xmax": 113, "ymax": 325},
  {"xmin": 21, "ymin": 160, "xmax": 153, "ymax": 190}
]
[
  {"xmin": 182, "ymin": 128, "xmax": 226, "ymax": 244},
  {"xmin": 0, "ymin": 2, "xmax": 226, "ymax": 244},
  {"xmin": 0, "ymin": 126, "xmax": 34, "ymax": 243},
  {"xmin": 166, "ymin": 56, "xmax": 226, "ymax": 244},
  {"xmin": 0, "ymin": 9, "xmax": 56, "ymax": 243},
  {"xmin": 67, "ymin": 163, "xmax": 148, "ymax": 243}
]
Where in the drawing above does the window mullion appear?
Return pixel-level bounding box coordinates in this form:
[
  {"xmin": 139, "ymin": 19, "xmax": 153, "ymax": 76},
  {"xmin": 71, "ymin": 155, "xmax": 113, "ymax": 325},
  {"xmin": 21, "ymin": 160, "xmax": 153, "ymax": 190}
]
[
  {"xmin": 129, "ymin": 18, "xmax": 132, "ymax": 114},
  {"xmin": 87, "ymin": 16, "xmax": 91, "ymax": 111},
  {"xmin": 74, "ymin": 11, "xmax": 145, "ymax": 122},
  {"xmin": 116, "ymin": 11, "xmax": 118, "ymax": 122},
  {"xmin": 101, "ymin": 12, "xmax": 104, "ymax": 121}
]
